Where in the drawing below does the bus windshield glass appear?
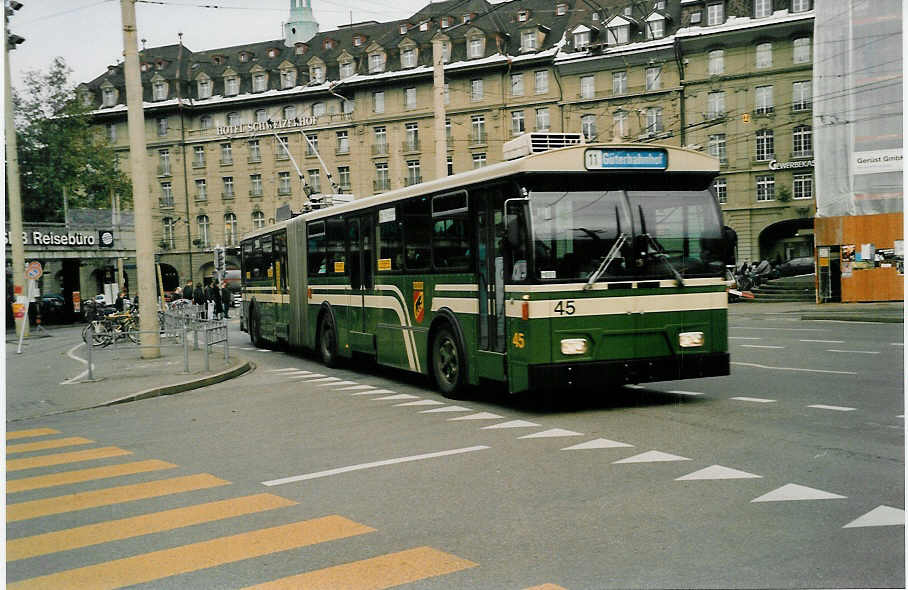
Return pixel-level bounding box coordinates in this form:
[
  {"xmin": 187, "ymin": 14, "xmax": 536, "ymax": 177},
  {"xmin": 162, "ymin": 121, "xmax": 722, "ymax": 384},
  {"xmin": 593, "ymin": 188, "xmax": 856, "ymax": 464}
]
[{"xmin": 530, "ymin": 187, "xmax": 726, "ymax": 282}]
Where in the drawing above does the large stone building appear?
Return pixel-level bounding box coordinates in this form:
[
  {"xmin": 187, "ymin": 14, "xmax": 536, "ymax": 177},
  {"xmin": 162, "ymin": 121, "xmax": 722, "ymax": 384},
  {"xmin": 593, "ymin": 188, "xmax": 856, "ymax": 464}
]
[{"xmin": 82, "ymin": 0, "xmax": 815, "ymax": 286}]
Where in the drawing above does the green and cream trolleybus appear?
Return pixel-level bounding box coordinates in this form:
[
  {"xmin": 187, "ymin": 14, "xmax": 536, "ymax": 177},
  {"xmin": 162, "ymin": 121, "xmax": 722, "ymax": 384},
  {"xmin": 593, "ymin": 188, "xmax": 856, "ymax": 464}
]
[{"xmin": 240, "ymin": 134, "xmax": 735, "ymax": 397}]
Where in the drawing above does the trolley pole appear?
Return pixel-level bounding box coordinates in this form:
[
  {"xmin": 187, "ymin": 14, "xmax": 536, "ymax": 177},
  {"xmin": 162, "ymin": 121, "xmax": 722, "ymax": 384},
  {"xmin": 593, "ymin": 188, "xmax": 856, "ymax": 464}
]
[
  {"xmin": 120, "ymin": 0, "xmax": 160, "ymax": 357},
  {"xmin": 431, "ymin": 35, "xmax": 447, "ymax": 180},
  {"xmin": 5, "ymin": 3, "xmax": 27, "ymax": 338}
]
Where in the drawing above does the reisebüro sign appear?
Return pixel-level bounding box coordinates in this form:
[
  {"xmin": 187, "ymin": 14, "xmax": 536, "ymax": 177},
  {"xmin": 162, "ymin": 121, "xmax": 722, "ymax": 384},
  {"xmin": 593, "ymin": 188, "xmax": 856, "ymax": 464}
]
[{"xmin": 4, "ymin": 230, "xmax": 115, "ymax": 248}]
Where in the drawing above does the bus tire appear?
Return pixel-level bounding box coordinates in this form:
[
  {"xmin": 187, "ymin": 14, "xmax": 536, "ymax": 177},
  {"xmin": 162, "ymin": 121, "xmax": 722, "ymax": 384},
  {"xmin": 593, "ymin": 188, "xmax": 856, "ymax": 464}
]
[
  {"xmin": 431, "ymin": 325, "xmax": 466, "ymax": 399},
  {"xmin": 318, "ymin": 314, "xmax": 338, "ymax": 368}
]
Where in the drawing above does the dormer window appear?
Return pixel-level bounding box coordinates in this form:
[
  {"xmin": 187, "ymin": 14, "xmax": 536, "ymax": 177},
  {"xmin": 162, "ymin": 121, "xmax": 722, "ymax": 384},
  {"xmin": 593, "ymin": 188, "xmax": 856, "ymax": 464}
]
[
  {"xmin": 225, "ymin": 75, "xmax": 239, "ymax": 96},
  {"xmin": 353, "ymin": 35, "xmax": 364, "ymax": 46},
  {"xmin": 153, "ymin": 80, "xmax": 168, "ymax": 101},
  {"xmin": 295, "ymin": 43, "xmax": 307, "ymax": 55},
  {"xmin": 646, "ymin": 16, "xmax": 665, "ymax": 39},
  {"xmin": 521, "ymin": 30, "xmax": 537, "ymax": 51},
  {"xmin": 592, "ymin": 12, "xmax": 599, "ymax": 22},
  {"xmin": 624, "ymin": 6, "xmax": 633, "ymax": 16},
  {"xmin": 252, "ymin": 72, "xmax": 267, "ymax": 92},
  {"xmin": 606, "ymin": 17, "xmax": 631, "ymax": 45},
  {"xmin": 518, "ymin": 10, "xmax": 529, "ymax": 22},
  {"xmin": 468, "ymin": 35, "xmax": 484, "ymax": 59},
  {"xmin": 655, "ymin": 0, "xmax": 665, "ymax": 8},
  {"xmin": 399, "ymin": 23, "xmax": 408, "ymax": 34},
  {"xmin": 141, "ymin": 63, "xmax": 150, "ymax": 72},
  {"xmin": 556, "ymin": 4, "xmax": 567, "ymax": 16},
  {"xmin": 323, "ymin": 38, "xmax": 335, "ymax": 50},
  {"xmin": 340, "ymin": 60, "xmax": 354, "ymax": 78},
  {"xmin": 401, "ymin": 48, "xmax": 417, "ymax": 68},
  {"xmin": 102, "ymin": 86, "xmax": 117, "ymax": 107},
  {"xmin": 280, "ymin": 68, "xmax": 297, "ymax": 89},
  {"xmin": 239, "ymin": 52, "xmax": 250, "ymax": 63},
  {"xmin": 310, "ymin": 64, "xmax": 324, "ymax": 83},
  {"xmin": 268, "ymin": 48, "xmax": 280, "ymax": 58},
  {"xmin": 441, "ymin": 41, "xmax": 451, "ymax": 63},
  {"xmin": 155, "ymin": 60, "xmax": 166, "ymax": 70},
  {"xmin": 213, "ymin": 55, "xmax": 224, "ymax": 65},
  {"xmin": 462, "ymin": 13, "xmax": 471, "ymax": 23},
  {"xmin": 197, "ymin": 76, "xmax": 212, "ymax": 99},
  {"xmin": 419, "ymin": 21, "xmax": 429, "ymax": 31},
  {"xmin": 573, "ymin": 27, "xmax": 591, "ymax": 49},
  {"xmin": 369, "ymin": 52, "xmax": 385, "ymax": 73},
  {"xmin": 707, "ymin": 3, "xmax": 725, "ymax": 25},
  {"xmin": 441, "ymin": 16, "xmax": 451, "ymax": 28}
]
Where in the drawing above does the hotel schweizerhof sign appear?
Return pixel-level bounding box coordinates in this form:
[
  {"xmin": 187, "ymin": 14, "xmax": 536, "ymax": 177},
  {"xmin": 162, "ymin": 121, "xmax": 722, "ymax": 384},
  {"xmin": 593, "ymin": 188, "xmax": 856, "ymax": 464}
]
[{"xmin": 216, "ymin": 116, "xmax": 319, "ymax": 136}]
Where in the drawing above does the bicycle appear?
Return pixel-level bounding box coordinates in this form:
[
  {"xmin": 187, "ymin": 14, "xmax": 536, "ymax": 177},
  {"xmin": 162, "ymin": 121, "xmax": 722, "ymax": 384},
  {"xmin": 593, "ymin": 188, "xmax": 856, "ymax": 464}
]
[{"xmin": 82, "ymin": 310, "xmax": 140, "ymax": 347}]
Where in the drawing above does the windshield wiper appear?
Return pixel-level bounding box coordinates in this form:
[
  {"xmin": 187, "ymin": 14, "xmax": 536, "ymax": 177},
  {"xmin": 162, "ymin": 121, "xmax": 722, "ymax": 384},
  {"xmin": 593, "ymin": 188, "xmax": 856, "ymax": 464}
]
[
  {"xmin": 637, "ymin": 205, "xmax": 684, "ymax": 286},
  {"xmin": 585, "ymin": 206, "xmax": 626, "ymax": 290}
]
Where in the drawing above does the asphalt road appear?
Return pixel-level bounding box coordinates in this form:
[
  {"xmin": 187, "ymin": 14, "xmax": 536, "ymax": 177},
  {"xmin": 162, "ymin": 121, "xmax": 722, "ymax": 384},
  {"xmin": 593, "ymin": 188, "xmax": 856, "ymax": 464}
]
[{"xmin": 6, "ymin": 309, "xmax": 904, "ymax": 589}]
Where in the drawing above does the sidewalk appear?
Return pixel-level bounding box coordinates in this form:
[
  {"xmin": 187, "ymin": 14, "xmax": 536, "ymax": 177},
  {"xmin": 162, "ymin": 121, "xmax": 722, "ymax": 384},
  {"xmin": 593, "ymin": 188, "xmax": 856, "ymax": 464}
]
[
  {"xmin": 731, "ymin": 300, "xmax": 904, "ymax": 323},
  {"xmin": 6, "ymin": 320, "xmax": 252, "ymax": 422}
]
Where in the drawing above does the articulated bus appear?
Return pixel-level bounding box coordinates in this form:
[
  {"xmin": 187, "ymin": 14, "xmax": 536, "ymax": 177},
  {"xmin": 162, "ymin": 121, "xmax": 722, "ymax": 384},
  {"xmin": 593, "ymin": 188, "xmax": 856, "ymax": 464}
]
[{"xmin": 240, "ymin": 135, "xmax": 735, "ymax": 398}]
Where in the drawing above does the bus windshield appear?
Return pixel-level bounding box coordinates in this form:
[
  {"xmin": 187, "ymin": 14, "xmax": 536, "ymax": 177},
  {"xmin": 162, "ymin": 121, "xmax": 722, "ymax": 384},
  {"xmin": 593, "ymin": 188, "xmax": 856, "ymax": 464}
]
[{"xmin": 530, "ymin": 188, "xmax": 726, "ymax": 282}]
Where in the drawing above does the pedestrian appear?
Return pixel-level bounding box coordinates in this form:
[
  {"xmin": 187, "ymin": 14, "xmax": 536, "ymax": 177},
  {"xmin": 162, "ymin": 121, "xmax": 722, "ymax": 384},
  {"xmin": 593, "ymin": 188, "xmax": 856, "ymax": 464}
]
[
  {"xmin": 220, "ymin": 282, "xmax": 232, "ymax": 319},
  {"xmin": 193, "ymin": 279, "xmax": 207, "ymax": 317},
  {"xmin": 183, "ymin": 280, "xmax": 194, "ymax": 302},
  {"xmin": 208, "ymin": 280, "xmax": 222, "ymax": 320},
  {"xmin": 114, "ymin": 290, "xmax": 126, "ymax": 312}
]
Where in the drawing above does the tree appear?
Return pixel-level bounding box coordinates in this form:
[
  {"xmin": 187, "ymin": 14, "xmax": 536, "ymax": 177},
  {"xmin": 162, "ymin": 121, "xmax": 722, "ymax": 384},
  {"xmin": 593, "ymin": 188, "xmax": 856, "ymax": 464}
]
[{"xmin": 12, "ymin": 57, "xmax": 131, "ymax": 222}]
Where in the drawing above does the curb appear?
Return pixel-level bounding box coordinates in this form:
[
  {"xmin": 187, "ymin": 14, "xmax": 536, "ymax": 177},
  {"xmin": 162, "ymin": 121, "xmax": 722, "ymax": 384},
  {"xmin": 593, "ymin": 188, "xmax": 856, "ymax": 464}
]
[
  {"xmin": 94, "ymin": 358, "xmax": 255, "ymax": 408},
  {"xmin": 800, "ymin": 314, "xmax": 903, "ymax": 323}
]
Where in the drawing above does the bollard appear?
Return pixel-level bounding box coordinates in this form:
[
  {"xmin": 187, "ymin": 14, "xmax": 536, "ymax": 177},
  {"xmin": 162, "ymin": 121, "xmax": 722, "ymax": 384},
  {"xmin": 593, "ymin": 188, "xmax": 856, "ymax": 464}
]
[
  {"xmin": 224, "ymin": 323, "xmax": 229, "ymax": 361},
  {"xmin": 194, "ymin": 320, "xmax": 199, "ymax": 350},
  {"xmin": 183, "ymin": 324, "xmax": 190, "ymax": 373},
  {"xmin": 87, "ymin": 330, "xmax": 94, "ymax": 381},
  {"xmin": 204, "ymin": 325, "xmax": 210, "ymax": 372}
]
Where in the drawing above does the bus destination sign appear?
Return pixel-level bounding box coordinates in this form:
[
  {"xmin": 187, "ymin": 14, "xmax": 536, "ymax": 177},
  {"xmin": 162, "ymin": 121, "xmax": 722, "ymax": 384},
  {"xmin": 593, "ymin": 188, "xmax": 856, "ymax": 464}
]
[{"xmin": 585, "ymin": 148, "xmax": 668, "ymax": 170}]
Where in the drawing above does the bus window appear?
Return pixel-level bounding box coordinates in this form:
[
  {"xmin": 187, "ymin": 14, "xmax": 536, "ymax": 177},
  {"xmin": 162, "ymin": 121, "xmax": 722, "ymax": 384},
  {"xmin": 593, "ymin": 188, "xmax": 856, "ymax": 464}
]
[
  {"xmin": 308, "ymin": 221, "xmax": 326, "ymax": 275},
  {"xmin": 325, "ymin": 217, "xmax": 346, "ymax": 274},
  {"xmin": 377, "ymin": 207, "xmax": 403, "ymax": 272},
  {"xmin": 259, "ymin": 235, "xmax": 273, "ymax": 281},
  {"xmin": 402, "ymin": 197, "xmax": 431, "ymax": 270},
  {"xmin": 433, "ymin": 217, "xmax": 472, "ymax": 270},
  {"xmin": 274, "ymin": 231, "xmax": 288, "ymax": 291},
  {"xmin": 242, "ymin": 241, "xmax": 254, "ymax": 280}
]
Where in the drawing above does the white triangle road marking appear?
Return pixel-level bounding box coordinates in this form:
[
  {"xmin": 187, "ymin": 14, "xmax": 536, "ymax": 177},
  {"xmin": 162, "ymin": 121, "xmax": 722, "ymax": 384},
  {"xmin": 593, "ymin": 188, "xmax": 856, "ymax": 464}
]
[
  {"xmin": 268, "ymin": 368, "xmax": 306, "ymax": 373},
  {"xmin": 613, "ymin": 450, "xmax": 691, "ymax": 464},
  {"xmin": 420, "ymin": 405, "xmax": 473, "ymax": 413},
  {"xmin": 561, "ymin": 438, "xmax": 634, "ymax": 450},
  {"xmin": 519, "ymin": 428, "xmax": 583, "ymax": 439},
  {"xmin": 751, "ymin": 483, "xmax": 847, "ymax": 503},
  {"xmin": 807, "ymin": 404, "xmax": 856, "ymax": 412},
  {"xmin": 352, "ymin": 389, "xmax": 396, "ymax": 395},
  {"xmin": 448, "ymin": 412, "xmax": 504, "ymax": 421},
  {"xmin": 843, "ymin": 505, "xmax": 906, "ymax": 528},
  {"xmin": 319, "ymin": 380, "xmax": 357, "ymax": 387},
  {"xmin": 395, "ymin": 400, "xmax": 445, "ymax": 407},
  {"xmin": 731, "ymin": 396, "xmax": 776, "ymax": 403},
  {"xmin": 669, "ymin": 390, "xmax": 704, "ymax": 396},
  {"xmin": 373, "ymin": 394, "xmax": 420, "ymax": 401},
  {"xmin": 305, "ymin": 377, "xmax": 342, "ymax": 383},
  {"xmin": 337, "ymin": 385, "xmax": 376, "ymax": 391},
  {"xmin": 256, "ymin": 349, "xmax": 271, "ymax": 352},
  {"xmin": 676, "ymin": 465, "xmax": 762, "ymax": 481},
  {"xmin": 481, "ymin": 420, "xmax": 541, "ymax": 430},
  {"xmin": 290, "ymin": 373, "xmax": 326, "ymax": 380}
]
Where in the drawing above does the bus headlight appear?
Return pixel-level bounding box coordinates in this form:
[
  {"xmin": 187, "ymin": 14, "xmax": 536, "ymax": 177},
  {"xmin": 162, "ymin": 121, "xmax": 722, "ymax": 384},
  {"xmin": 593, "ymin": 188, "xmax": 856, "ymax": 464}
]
[
  {"xmin": 561, "ymin": 338, "xmax": 589, "ymax": 355},
  {"xmin": 679, "ymin": 332, "xmax": 704, "ymax": 348}
]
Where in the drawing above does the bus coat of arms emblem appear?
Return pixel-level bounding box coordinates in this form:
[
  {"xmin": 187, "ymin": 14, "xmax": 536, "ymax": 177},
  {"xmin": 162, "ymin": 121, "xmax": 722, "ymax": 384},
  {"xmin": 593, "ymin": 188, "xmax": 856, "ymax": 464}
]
[{"xmin": 413, "ymin": 281, "xmax": 425, "ymax": 324}]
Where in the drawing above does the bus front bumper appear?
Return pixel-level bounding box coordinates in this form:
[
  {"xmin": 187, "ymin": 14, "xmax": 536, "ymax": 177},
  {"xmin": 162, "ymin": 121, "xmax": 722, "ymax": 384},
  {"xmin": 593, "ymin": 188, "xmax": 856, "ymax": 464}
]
[{"xmin": 528, "ymin": 352, "xmax": 730, "ymax": 391}]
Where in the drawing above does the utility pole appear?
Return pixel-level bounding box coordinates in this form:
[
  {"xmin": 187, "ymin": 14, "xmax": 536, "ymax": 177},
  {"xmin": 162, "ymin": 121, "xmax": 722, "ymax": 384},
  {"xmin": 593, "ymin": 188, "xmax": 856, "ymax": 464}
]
[
  {"xmin": 431, "ymin": 35, "xmax": 447, "ymax": 179},
  {"xmin": 120, "ymin": 0, "xmax": 159, "ymax": 356},
  {"xmin": 5, "ymin": 0, "xmax": 27, "ymax": 338}
]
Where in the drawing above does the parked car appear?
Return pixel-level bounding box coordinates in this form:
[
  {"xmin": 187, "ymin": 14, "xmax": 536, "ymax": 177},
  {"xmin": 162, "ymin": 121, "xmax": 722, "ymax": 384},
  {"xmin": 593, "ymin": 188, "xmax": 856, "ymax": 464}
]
[
  {"xmin": 36, "ymin": 294, "xmax": 66, "ymax": 322},
  {"xmin": 774, "ymin": 257, "xmax": 815, "ymax": 278}
]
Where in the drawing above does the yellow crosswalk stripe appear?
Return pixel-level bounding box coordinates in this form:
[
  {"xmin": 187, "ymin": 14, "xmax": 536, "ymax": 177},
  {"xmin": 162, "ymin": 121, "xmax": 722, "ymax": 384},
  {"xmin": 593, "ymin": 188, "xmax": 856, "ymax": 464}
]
[
  {"xmin": 7, "ymin": 447, "xmax": 132, "ymax": 472},
  {"xmin": 524, "ymin": 584, "xmax": 568, "ymax": 590},
  {"xmin": 8, "ymin": 516, "xmax": 375, "ymax": 590},
  {"xmin": 7, "ymin": 493, "xmax": 297, "ymax": 561},
  {"xmin": 7, "ymin": 473, "xmax": 229, "ymax": 522},
  {"xmin": 7, "ymin": 437, "xmax": 94, "ymax": 455},
  {"xmin": 243, "ymin": 546, "xmax": 478, "ymax": 590},
  {"xmin": 6, "ymin": 428, "xmax": 61, "ymax": 441},
  {"xmin": 7, "ymin": 459, "xmax": 177, "ymax": 494}
]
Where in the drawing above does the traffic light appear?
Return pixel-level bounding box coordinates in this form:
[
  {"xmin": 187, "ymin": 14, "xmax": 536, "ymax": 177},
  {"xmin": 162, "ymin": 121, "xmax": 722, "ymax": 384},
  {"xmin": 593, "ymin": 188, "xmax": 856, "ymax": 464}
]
[
  {"xmin": 214, "ymin": 246, "xmax": 225, "ymax": 273},
  {"xmin": 6, "ymin": 1, "xmax": 24, "ymax": 50}
]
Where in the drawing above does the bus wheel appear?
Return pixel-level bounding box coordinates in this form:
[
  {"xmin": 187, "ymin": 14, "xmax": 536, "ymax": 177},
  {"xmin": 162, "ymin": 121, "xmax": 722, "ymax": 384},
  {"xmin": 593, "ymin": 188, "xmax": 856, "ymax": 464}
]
[
  {"xmin": 432, "ymin": 326, "xmax": 466, "ymax": 399},
  {"xmin": 318, "ymin": 314, "xmax": 338, "ymax": 368}
]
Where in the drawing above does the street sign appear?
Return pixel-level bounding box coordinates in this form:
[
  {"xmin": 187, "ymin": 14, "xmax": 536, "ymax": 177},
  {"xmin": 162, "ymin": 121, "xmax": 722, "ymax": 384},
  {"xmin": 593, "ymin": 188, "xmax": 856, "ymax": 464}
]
[{"xmin": 26, "ymin": 261, "xmax": 42, "ymax": 280}]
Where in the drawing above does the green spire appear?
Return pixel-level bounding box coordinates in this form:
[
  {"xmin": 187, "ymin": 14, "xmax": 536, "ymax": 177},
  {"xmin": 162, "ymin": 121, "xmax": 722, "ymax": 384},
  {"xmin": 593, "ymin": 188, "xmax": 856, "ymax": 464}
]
[{"xmin": 284, "ymin": 0, "xmax": 319, "ymax": 46}]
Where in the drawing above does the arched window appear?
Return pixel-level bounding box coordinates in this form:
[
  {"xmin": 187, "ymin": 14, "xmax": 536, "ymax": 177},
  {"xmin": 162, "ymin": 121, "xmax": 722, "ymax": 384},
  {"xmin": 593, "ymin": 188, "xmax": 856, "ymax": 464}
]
[
  {"xmin": 227, "ymin": 112, "xmax": 240, "ymax": 125},
  {"xmin": 197, "ymin": 215, "xmax": 210, "ymax": 247},
  {"xmin": 255, "ymin": 109, "xmax": 267, "ymax": 123},
  {"xmin": 224, "ymin": 212, "xmax": 237, "ymax": 246},
  {"xmin": 312, "ymin": 102, "xmax": 326, "ymax": 117},
  {"xmin": 252, "ymin": 210, "xmax": 265, "ymax": 229},
  {"xmin": 283, "ymin": 105, "xmax": 297, "ymax": 120}
]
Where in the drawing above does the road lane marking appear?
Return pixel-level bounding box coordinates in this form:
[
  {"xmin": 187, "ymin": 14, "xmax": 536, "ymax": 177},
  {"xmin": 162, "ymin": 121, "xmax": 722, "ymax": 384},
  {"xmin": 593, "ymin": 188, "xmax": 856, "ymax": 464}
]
[
  {"xmin": 731, "ymin": 397, "xmax": 776, "ymax": 403},
  {"xmin": 668, "ymin": 390, "xmax": 705, "ymax": 396},
  {"xmin": 267, "ymin": 368, "xmax": 305, "ymax": 372},
  {"xmin": 7, "ymin": 473, "xmax": 229, "ymax": 522},
  {"xmin": 242, "ymin": 546, "xmax": 477, "ymax": 590},
  {"xmin": 7, "ymin": 447, "xmax": 132, "ymax": 472},
  {"xmin": 6, "ymin": 428, "xmax": 60, "ymax": 441},
  {"xmin": 318, "ymin": 380, "xmax": 357, "ymax": 387},
  {"xmin": 731, "ymin": 361, "xmax": 857, "ymax": 375},
  {"xmin": 419, "ymin": 405, "xmax": 473, "ymax": 413},
  {"xmin": 7, "ymin": 436, "xmax": 94, "ymax": 455},
  {"xmin": 730, "ymin": 326, "xmax": 827, "ymax": 331},
  {"xmin": 613, "ymin": 450, "xmax": 690, "ymax": 463},
  {"xmin": 800, "ymin": 339, "xmax": 845, "ymax": 344},
  {"xmin": 262, "ymin": 446, "xmax": 489, "ymax": 486},
  {"xmin": 7, "ymin": 493, "xmax": 297, "ymax": 561},
  {"xmin": 519, "ymin": 428, "xmax": 583, "ymax": 439},
  {"xmin": 290, "ymin": 373, "xmax": 326, "ymax": 380},
  {"xmin": 676, "ymin": 465, "xmax": 762, "ymax": 480},
  {"xmin": 336, "ymin": 385, "xmax": 376, "ymax": 391},
  {"xmin": 482, "ymin": 420, "xmax": 541, "ymax": 430},
  {"xmin": 827, "ymin": 349, "xmax": 881, "ymax": 354},
  {"xmin": 395, "ymin": 400, "xmax": 445, "ymax": 407},
  {"xmin": 8, "ymin": 517, "xmax": 375, "ymax": 590},
  {"xmin": 352, "ymin": 389, "xmax": 396, "ymax": 395},
  {"xmin": 7, "ymin": 459, "xmax": 177, "ymax": 494},
  {"xmin": 843, "ymin": 505, "xmax": 906, "ymax": 528},
  {"xmin": 61, "ymin": 342, "xmax": 94, "ymax": 384},
  {"xmin": 740, "ymin": 345, "xmax": 785, "ymax": 349},
  {"xmin": 807, "ymin": 404, "xmax": 857, "ymax": 412},
  {"xmin": 892, "ymin": 343, "xmax": 904, "ymax": 347},
  {"xmin": 448, "ymin": 412, "xmax": 504, "ymax": 421},
  {"xmin": 751, "ymin": 483, "xmax": 846, "ymax": 502},
  {"xmin": 562, "ymin": 438, "xmax": 633, "ymax": 450},
  {"xmin": 304, "ymin": 377, "xmax": 343, "ymax": 383},
  {"xmin": 372, "ymin": 394, "xmax": 420, "ymax": 401}
]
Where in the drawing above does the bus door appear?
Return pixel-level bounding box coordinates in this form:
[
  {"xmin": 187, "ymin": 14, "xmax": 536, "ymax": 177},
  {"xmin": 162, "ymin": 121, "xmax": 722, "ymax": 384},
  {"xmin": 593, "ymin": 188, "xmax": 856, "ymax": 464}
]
[
  {"xmin": 475, "ymin": 188, "xmax": 508, "ymax": 379},
  {"xmin": 346, "ymin": 215, "xmax": 376, "ymax": 353}
]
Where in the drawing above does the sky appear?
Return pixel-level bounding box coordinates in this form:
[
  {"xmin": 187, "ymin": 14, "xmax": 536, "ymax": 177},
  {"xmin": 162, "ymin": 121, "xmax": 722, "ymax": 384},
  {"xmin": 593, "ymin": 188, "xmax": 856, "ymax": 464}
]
[{"xmin": 7, "ymin": 0, "xmax": 466, "ymax": 92}]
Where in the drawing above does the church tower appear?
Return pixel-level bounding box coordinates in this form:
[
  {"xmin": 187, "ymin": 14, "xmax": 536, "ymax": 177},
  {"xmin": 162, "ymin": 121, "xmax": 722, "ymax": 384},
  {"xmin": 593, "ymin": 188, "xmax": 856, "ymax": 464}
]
[{"xmin": 284, "ymin": 0, "xmax": 319, "ymax": 46}]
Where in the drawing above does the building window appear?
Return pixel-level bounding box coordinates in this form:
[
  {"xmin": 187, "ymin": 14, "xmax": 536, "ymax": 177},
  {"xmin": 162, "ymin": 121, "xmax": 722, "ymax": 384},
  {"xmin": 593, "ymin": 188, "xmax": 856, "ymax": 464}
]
[
  {"xmin": 222, "ymin": 176, "xmax": 235, "ymax": 199},
  {"xmin": 106, "ymin": 123, "xmax": 116, "ymax": 142},
  {"xmin": 754, "ymin": 0, "xmax": 772, "ymax": 17},
  {"xmin": 713, "ymin": 178, "xmax": 727, "ymax": 204},
  {"xmin": 311, "ymin": 102, "xmax": 326, "ymax": 117},
  {"xmin": 157, "ymin": 117, "xmax": 168, "ymax": 136},
  {"xmin": 227, "ymin": 112, "xmax": 240, "ymax": 125},
  {"xmin": 468, "ymin": 37, "xmax": 483, "ymax": 58},
  {"xmin": 310, "ymin": 65, "xmax": 324, "ymax": 83},
  {"xmin": 792, "ymin": 81, "xmax": 811, "ymax": 111},
  {"xmin": 645, "ymin": 66, "xmax": 661, "ymax": 91},
  {"xmin": 581, "ymin": 114, "xmax": 597, "ymax": 141},
  {"xmin": 535, "ymin": 107, "xmax": 550, "ymax": 131},
  {"xmin": 607, "ymin": 24, "xmax": 629, "ymax": 45},
  {"xmin": 792, "ymin": 125, "xmax": 812, "ymax": 157},
  {"xmin": 511, "ymin": 110, "xmax": 525, "ymax": 135},
  {"xmin": 160, "ymin": 182, "xmax": 173, "ymax": 207},
  {"xmin": 373, "ymin": 90, "xmax": 385, "ymax": 113},
  {"xmin": 707, "ymin": 3, "xmax": 724, "ymax": 25},
  {"xmin": 521, "ymin": 30, "xmax": 537, "ymax": 51},
  {"xmin": 406, "ymin": 160, "xmax": 421, "ymax": 185},
  {"xmin": 419, "ymin": 21, "xmax": 429, "ymax": 31},
  {"xmin": 792, "ymin": 0, "xmax": 811, "ymax": 12},
  {"xmin": 201, "ymin": 115, "xmax": 213, "ymax": 130},
  {"xmin": 613, "ymin": 110, "xmax": 628, "ymax": 138},
  {"xmin": 281, "ymin": 68, "xmax": 297, "ymax": 89},
  {"xmin": 556, "ymin": 3, "xmax": 567, "ymax": 15},
  {"xmin": 253, "ymin": 73, "xmax": 267, "ymax": 92},
  {"xmin": 401, "ymin": 48, "xmax": 416, "ymax": 68},
  {"xmin": 340, "ymin": 61, "xmax": 354, "ymax": 79},
  {"xmin": 708, "ymin": 49, "xmax": 724, "ymax": 75},
  {"xmin": 756, "ymin": 129, "xmax": 774, "ymax": 161},
  {"xmin": 756, "ymin": 42, "xmax": 772, "ymax": 68},
  {"xmin": 252, "ymin": 211, "xmax": 265, "ymax": 229},
  {"xmin": 793, "ymin": 37, "xmax": 811, "ymax": 64},
  {"xmin": 248, "ymin": 140, "xmax": 261, "ymax": 163},
  {"xmin": 305, "ymin": 133, "xmax": 318, "ymax": 156},
  {"xmin": 535, "ymin": 70, "xmax": 548, "ymax": 94},
  {"xmin": 511, "ymin": 73, "xmax": 524, "ymax": 96},
  {"xmin": 197, "ymin": 78, "xmax": 212, "ymax": 99},
  {"xmin": 220, "ymin": 143, "xmax": 233, "ymax": 165},
  {"xmin": 707, "ymin": 91, "xmax": 725, "ymax": 118},
  {"xmin": 646, "ymin": 19, "xmax": 665, "ymax": 39},
  {"xmin": 278, "ymin": 171, "xmax": 292, "ymax": 195},
  {"xmin": 197, "ymin": 215, "xmax": 210, "ymax": 247},
  {"xmin": 254, "ymin": 108, "xmax": 266, "ymax": 123},
  {"xmin": 612, "ymin": 71, "xmax": 627, "ymax": 95},
  {"xmin": 580, "ymin": 75, "xmax": 595, "ymax": 99},
  {"xmin": 193, "ymin": 145, "xmax": 206, "ymax": 167},
  {"xmin": 793, "ymin": 174, "xmax": 813, "ymax": 199},
  {"xmin": 574, "ymin": 30, "xmax": 591, "ymax": 48},
  {"xmin": 250, "ymin": 174, "xmax": 263, "ymax": 196},
  {"xmin": 447, "ymin": 156, "xmax": 454, "ymax": 176},
  {"xmin": 280, "ymin": 105, "xmax": 295, "ymax": 120},
  {"xmin": 374, "ymin": 162, "xmax": 390, "ymax": 191},
  {"xmin": 405, "ymin": 122, "xmax": 419, "ymax": 151},
  {"xmin": 472, "ymin": 153, "xmax": 487, "ymax": 169},
  {"xmin": 708, "ymin": 133, "xmax": 727, "ymax": 163},
  {"xmin": 518, "ymin": 9, "xmax": 529, "ymax": 22},
  {"xmin": 374, "ymin": 126, "xmax": 387, "ymax": 154},
  {"xmin": 162, "ymin": 217, "xmax": 175, "ymax": 248},
  {"xmin": 471, "ymin": 115, "xmax": 486, "ymax": 143},
  {"xmin": 102, "ymin": 87, "xmax": 117, "ymax": 107},
  {"xmin": 275, "ymin": 135, "xmax": 290, "ymax": 160},
  {"xmin": 224, "ymin": 213, "xmax": 237, "ymax": 246},
  {"xmin": 337, "ymin": 166, "xmax": 351, "ymax": 190},
  {"xmin": 195, "ymin": 178, "xmax": 207, "ymax": 201},
  {"xmin": 756, "ymin": 175, "xmax": 775, "ymax": 201},
  {"xmin": 308, "ymin": 169, "xmax": 321, "ymax": 193},
  {"xmin": 369, "ymin": 52, "xmax": 385, "ymax": 73},
  {"xmin": 153, "ymin": 81, "xmax": 167, "ymax": 101},
  {"xmin": 405, "ymin": 87, "xmax": 417, "ymax": 108},
  {"xmin": 471, "ymin": 78, "xmax": 483, "ymax": 101},
  {"xmin": 646, "ymin": 107, "xmax": 663, "ymax": 133},
  {"xmin": 441, "ymin": 16, "xmax": 450, "ymax": 28},
  {"xmin": 158, "ymin": 149, "xmax": 171, "ymax": 175},
  {"xmin": 336, "ymin": 130, "xmax": 349, "ymax": 154},
  {"xmin": 225, "ymin": 76, "xmax": 239, "ymax": 96},
  {"xmin": 755, "ymin": 85, "xmax": 774, "ymax": 114}
]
